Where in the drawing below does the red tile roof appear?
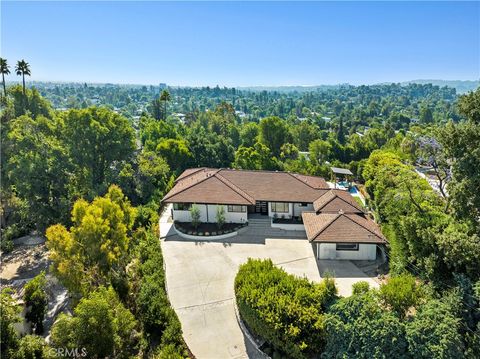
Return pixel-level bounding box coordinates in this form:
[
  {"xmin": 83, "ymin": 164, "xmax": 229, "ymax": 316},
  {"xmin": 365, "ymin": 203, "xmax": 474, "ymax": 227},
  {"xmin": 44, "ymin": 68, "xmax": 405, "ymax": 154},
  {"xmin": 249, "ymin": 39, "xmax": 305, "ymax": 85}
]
[
  {"xmin": 302, "ymin": 211, "xmax": 386, "ymax": 244},
  {"xmin": 163, "ymin": 168, "xmax": 330, "ymax": 204}
]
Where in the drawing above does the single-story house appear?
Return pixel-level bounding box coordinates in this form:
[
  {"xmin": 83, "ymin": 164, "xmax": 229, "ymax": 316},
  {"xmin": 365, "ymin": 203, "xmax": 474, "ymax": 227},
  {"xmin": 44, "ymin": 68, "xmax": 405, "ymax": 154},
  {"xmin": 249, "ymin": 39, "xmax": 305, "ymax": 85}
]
[{"xmin": 163, "ymin": 168, "xmax": 386, "ymax": 260}]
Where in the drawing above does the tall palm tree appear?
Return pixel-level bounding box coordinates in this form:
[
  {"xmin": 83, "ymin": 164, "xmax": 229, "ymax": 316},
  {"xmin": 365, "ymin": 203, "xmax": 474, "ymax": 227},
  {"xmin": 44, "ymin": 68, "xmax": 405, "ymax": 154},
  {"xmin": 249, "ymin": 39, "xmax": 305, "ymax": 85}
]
[
  {"xmin": 0, "ymin": 58, "xmax": 10, "ymax": 98},
  {"xmin": 159, "ymin": 89, "xmax": 171, "ymax": 120},
  {"xmin": 15, "ymin": 59, "xmax": 31, "ymax": 97}
]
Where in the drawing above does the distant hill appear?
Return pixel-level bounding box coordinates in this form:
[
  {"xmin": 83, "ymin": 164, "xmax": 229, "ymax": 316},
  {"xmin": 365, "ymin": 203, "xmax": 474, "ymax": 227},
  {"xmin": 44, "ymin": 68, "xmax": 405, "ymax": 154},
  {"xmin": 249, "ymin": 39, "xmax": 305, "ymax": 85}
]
[
  {"xmin": 239, "ymin": 81, "xmax": 479, "ymax": 94},
  {"xmin": 237, "ymin": 85, "xmax": 349, "ymax": 93},
  {"xmin": 401, "ymin": 80, "xmax": 479, "ymax": 94}
]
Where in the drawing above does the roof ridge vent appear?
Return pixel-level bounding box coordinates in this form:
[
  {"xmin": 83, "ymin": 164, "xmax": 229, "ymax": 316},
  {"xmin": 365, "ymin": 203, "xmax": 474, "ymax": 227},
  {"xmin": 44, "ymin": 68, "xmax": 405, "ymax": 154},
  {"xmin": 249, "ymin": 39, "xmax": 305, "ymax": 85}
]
[{"xmin": 338, "ymin": 209, "xmax": 344, "ymax": 214}]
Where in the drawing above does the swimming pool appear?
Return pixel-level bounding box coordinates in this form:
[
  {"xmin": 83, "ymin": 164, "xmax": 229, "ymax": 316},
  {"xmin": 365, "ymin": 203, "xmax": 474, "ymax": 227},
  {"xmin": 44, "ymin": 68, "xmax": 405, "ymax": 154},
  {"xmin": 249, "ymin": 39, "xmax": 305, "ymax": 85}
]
[{"xmin": 336, "ymin": 181, "xmax": 358, "ymax": 194}]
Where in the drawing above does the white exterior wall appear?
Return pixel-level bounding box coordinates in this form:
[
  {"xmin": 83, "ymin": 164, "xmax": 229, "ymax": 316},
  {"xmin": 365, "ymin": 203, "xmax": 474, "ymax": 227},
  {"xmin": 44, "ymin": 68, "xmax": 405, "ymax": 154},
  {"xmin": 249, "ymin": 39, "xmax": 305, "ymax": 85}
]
[
  {"xmin": 172, "ymin": 204, "xmax": 247, "ymax": 224},
  {"xmin": 268, "ymin": 202, "xmax": 293, "ymax": 218},
  {"xmin": 271, "ymin": 222, "xmax": 306, "ymax": 231},
  {"xmin": 316, "ymin": 243, "xmax": 377, "ymax": 260},
  {"xmin": 293, "ymin": 203, "xmax": 314, "ymax": 217}
]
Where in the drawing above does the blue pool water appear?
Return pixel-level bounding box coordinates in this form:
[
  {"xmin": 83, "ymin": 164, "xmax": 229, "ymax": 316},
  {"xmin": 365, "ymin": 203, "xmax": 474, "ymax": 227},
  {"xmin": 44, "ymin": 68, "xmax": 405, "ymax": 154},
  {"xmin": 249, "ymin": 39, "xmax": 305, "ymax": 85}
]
[
  {"xmin": 349, "ymin": 186, "xmax": 358, "ymax": 194},
  {"xmin": 337, "ymin": 181, "xmax": 359, "ymax": 194}
]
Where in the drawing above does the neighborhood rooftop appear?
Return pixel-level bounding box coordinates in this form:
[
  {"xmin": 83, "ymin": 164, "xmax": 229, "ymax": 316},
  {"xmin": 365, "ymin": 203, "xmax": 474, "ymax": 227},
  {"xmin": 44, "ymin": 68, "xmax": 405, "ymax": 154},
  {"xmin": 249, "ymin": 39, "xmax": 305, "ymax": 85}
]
[
  {"xmin": 164, "ymin": 168, "xmax": 330, "ymax": 204},
  {"xmin": 164, "ymin": 167, "xmax": 387, "ymax": 261}
]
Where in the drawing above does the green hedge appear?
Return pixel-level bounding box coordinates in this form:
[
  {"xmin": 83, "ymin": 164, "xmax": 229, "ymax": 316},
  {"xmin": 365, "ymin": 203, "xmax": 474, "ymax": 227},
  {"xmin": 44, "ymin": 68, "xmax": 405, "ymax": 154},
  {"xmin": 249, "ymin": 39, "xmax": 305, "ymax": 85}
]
[
  {"xmin": 134, "ymin": 229, "xmax": 189, "ymax": 357},
  {"xmin": 234, "ymin": 259, "xmax": 337, "ymax": 358}
]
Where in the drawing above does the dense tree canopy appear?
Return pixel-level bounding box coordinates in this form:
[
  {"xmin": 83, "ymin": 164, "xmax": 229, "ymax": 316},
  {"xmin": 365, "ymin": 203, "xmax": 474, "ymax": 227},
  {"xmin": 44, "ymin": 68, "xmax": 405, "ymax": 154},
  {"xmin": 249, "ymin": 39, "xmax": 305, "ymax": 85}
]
[
  {"xmin": 1, "ymin": 79, "xmax": 479, "ymax": 358},
  {"xmin": 46, "ymin": 185, "xmax": 136, "ymax": 295}
]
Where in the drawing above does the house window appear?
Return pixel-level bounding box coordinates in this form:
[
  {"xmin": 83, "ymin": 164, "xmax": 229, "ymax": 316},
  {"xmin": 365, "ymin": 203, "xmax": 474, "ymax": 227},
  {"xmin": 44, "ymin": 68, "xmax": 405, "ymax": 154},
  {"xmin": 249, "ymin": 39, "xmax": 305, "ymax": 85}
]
[
  {"xmin": 336, "ymin": 243, "xmax": 359, "ymax": 251},
  {"xmin": 299, "ymin": 203, "xmax": 309, "ymax": 207},
  {"xmin": 228, "ymin": 205, "xmax": 246, "ymax": 213},
  {"xmin": 271, "ymin": 202, "xmax": 289, "ymax": 213},
  {"xmin": 173, "ymin": 203, "xmax": 192, "ymax": 210}
]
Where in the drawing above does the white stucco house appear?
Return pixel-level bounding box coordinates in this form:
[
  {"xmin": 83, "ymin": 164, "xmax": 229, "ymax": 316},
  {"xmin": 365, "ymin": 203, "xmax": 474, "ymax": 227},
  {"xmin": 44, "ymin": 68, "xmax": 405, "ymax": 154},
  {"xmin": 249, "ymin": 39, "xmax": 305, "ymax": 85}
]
[{"xmin": 163, "ymin": 168, "xmax": 386, "ymax": 260}]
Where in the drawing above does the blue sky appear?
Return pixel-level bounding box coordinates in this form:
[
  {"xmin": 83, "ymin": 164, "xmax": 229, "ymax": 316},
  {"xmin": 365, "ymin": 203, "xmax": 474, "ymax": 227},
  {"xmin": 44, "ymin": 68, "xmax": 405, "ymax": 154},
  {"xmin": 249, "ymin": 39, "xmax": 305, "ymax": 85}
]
[{"xmin": 1, "ymin": 1, "xmax": 479, "ymax": 86}]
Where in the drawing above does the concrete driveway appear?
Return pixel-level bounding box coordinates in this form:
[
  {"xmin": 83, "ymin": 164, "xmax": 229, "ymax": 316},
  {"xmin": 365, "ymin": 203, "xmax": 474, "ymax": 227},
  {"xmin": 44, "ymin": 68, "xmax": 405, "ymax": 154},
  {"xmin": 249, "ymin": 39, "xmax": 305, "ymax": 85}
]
[
  {"xmin": 161, "ymin": 225, "xmax": 320, "ymax": 359},
  {"xmin": 161, "ymin": 219, "xmax": 379, "ymax": 358},
  {"xmin": 316, "ymin": 259, "xmax": 379, "ymax": 297}
]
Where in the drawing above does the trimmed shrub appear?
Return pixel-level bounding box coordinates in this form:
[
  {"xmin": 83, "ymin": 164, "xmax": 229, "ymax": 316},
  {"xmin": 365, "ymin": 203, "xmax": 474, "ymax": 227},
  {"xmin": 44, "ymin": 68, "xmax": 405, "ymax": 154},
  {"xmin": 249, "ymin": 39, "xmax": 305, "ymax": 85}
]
[
  {"xmin": 352, "ymin": 281, "xmax": 370, "ymax": 295},
  {"xmin": 378, "ymin": 274, "xmax": 422, "ymax": 318},
  {"xmin": 234, "ymin": 259, "xmax": 337, "ymax": 358},
  {"xmin": 134, "ymin": 230, "xmax": 188, "ymax": 357},
  {"xmin": 190, "ymin": 204, "xmax": 200, "ymax": 229}
]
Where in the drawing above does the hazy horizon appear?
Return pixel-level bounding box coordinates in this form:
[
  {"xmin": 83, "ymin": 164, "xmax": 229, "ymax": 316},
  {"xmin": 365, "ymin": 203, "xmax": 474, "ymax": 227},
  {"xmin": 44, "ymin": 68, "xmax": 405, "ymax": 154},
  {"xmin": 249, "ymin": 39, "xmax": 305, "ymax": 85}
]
[{"xmin": 2, "ymin": 1, "xmax": 479, "ymax": 87}]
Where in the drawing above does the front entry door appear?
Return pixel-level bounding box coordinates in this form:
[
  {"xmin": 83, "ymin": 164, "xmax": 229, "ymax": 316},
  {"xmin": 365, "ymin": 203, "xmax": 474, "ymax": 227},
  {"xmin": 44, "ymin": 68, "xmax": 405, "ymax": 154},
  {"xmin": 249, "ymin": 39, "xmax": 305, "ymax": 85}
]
[{"xmin": 255, "ymin": 201, "xmax": 268, "ymax": 215}]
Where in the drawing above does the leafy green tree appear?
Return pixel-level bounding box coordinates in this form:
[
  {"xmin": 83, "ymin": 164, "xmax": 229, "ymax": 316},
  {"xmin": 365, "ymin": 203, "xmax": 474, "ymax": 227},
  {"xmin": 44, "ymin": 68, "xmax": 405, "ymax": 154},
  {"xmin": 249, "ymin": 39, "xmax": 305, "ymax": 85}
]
[
  {"xmin": 137, "ymin": 149, "xmax": 171, "ymax": 204},
  {"xmin": 234, "ymin": 146, "xmax": 261, "ymax": 170},
  {"xmin": 15, "ymin": 60, "xmax": 30, "ymax": 98},
  {"xmin": 240, "ymin": 122, "xmax": 259, "ymax": 147},
  {"xmin": 160, "ymin": 89, "xmax": 171, "ymax": 120},
  {"xmin": 156, "ymin": 139, "xmax": 192, "ymax": 173},
  {"xmin": 15, "ymin": 335, "xmax": 53, "ymax": 359},
  {"xmin": 457, "ymin": 88, "xmax": 480, "ymax": 123},
  {"xmin": 378, "ymin": 274, "xmax": 422, "ymax": 318},
  {"xmin": 259, "ymin": 116, "xmax": 291, "ymax": 156},
  {"xmin": 140, "ymin": 116, "xmax": 178, "ymax": 150},
  {"xmin": 46, "ymin": 185, "xmax": 136, "ymax": 295},
  {"xmin": 186, "ymin": 125, "xmax": 234, "ymax": 168},
  {"xmin": 363, "ymin": 149, "xmax": 480, "ymax": 282},
  {"xmin": 324, "ymin": 291, "xmax": 408, "ymax": 358},
  {"xmin": 420, "ymin": 105, "xmax": 434, "ymax": 124},
  {"xmin": 1, "ymin": 289, "xmax": 21, "ymax": 358},
  {"xmin": 292, "ymin": 121, "xmax": 319, "ymax": 151},
  {"xmin": 438, "ymin": 88, "xmax": 480, "ymax": 227},
  {"xmin": 309, "ymin": 139, "xmax": 332, "ymax": 165},
  {"xmin": 50, "ymin": 287, "xmax": 139, "ymax": 359},
  {"xmin": 7, "ymin": 115, "xmax": 71, "ymax": 229},
  {"xmin": 336, "ymin": 117, "xmax": 345, "ymax": 144},
  {"xmin": 8, "ymin": 86, "xmax": 54, "ymax": 119},
  {"xmin": 23, "ymin": 272, "xmax": 48, "ymax": 334},
  {"xmin": 61, "ymin": 107, "xmax": 136, "ymax": 197},
  {"xmin": 1, "ymin": 57, "xmax": 10, "ymax": 98},
  {"xmin": 216, "ymin": 205, "xmax": 225, "ymax": 229},
  {"xmin": 190, "ymin": 204, "xmax": 200, "ymax": 229},
  {"xmin": 406, "ymin": 299, "xmax": 464, "ymax": 358},
  {"xmin": 150, "ymin": 97, "xmax": 163, "ymax": 121},
  {"xmin": 280, "ymin": 143, "xmax": 299, "ymax": 161}
]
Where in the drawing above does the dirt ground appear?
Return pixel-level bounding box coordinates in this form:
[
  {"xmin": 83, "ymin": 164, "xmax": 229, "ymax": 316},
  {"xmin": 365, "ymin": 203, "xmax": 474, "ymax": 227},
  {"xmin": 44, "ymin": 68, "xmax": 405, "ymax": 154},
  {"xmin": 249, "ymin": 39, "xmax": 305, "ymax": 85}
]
[
  {"xmin": 1, "ymin": 236, "xmax": 49, "ymax": 282},
  {"xmin": 1, "ymin": 236, "xmax": 70, "ymax": 337}
]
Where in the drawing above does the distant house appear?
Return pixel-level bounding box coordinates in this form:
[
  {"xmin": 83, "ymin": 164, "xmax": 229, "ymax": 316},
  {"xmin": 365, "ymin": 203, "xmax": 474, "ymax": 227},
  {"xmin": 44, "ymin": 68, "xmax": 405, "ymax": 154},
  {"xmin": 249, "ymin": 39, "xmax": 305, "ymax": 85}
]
[
  {"xmin": 235, "ymin": 110, "xmax": 247, "ymax": 118},
  {"xmin": 299, "ymin": 151, "xmax": 310, "ymax": 160},
  {"xmin": 172, "ymin": 113, "xmax": 186, "ymax": 123},
  {"xmin": 163, "ymin": 168, "xmax": 386, "ymax": 260}
]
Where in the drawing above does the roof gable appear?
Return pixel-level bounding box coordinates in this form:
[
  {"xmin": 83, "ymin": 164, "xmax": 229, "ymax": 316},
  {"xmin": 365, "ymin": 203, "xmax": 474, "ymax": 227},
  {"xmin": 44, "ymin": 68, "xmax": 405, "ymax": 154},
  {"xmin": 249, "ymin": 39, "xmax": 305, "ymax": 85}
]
[
  {"xmin": 313, "ymin": 190, "xmax": 364, "ymax": 214},
  {"xmin": 302, "ymin": 211, "xmax": 386, "ymax": 244},
  {"xmin": 164, "ymin": 175, "xmax": 254, "ymax": 205}
]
